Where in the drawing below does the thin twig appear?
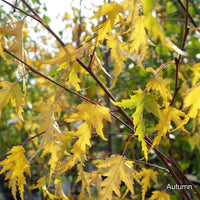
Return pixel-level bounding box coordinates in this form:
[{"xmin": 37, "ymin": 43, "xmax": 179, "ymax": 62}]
[
  {"xmin": 170, "ymin": 0, "xmax": 190, "ymax": 107},
  {"xmin": 126, "ymin": 158, "xmax": 170, "ymax": 173},
  {"xmin": 166, "ymin": 132, "xmax": 175, "ymax": 161},
  {"xmin": 177, "ymin": 0, "xmax": 199, "ymax": 28},
  {"xmin": 121, "ymin": 135, "xmax": 134, "ymax": 157}
]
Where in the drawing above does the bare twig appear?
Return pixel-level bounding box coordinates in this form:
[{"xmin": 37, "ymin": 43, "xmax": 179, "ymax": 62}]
[{"xmin": 177, "ymin": 0, "xmax": 199, "ymax": 28}]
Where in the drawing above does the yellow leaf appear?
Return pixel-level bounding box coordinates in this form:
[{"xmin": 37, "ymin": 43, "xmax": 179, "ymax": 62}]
[
  {"xmin": 138, "ymin": 168, "xmax": 158, "ymax": 200},
  {"xmin": 54, "ymin": 179, "xmax": 68, "ymax": 200},
  {"xmin": 41, "ymin": 140, "xmax": 62, "ymax": 181},
  {"xmin": 97, "ymin": 155, "xmax": 137, "ymax": 200},
  {"xmin": 76, "ymin": 164, "xmax": 93, "ymax": 198},
  {"xmin": 0, "ymin": 35, "xmax": 10, "ymax": 64},
  {"xmin": 188, "ymin": 132, "xmax": 200, "ymax": 151},
  {"xmin": 146, "ymin": 67, "xmax": 171, "ymax": 102},
  {"xmin": 152, "ymin": 103, "xmax": 188, "ymax": 149},
  {"xmin": 106, "ymin": 33, "xmax": 127, "ymax": 77},
  {"xmin": 0, "ymin": 146, "xmax": 31, "ymax": 200},
  {"xmin": 183, "ymin": 85, "xmax": 200, "ymax": 118},
  {"xmin": 33, "ymin": 177, "xmax": 68, "ymax": 200},
  {"xmin": 149, "ymin": 191, "xmax": 170, "ymax": 200},
  {"xmin": 31, "ymin": 102, "xmax": 62, "ymax": 155},
  {"xmin": 67, "ymin": 65, "xmax": 81, "ymax": 91},
  {"xmin": 0, "ymin": 81, "xmax": 25, "ymax": 120},
  {"xmin": 191, "ymin": 63, "xmax": 200, "ymax": 87},
  {"xmin": 129, "ymin": 15, "xmax": 148, "ymax": 61},
  {"xmin": 43, "ymin": 43, "xmax": 91, "ymax": 66},
  {"xmin": 70, "ymin": 122, "xmax": 91, "ymax": 163},
  {"xmin": 112, "ymin": 89, "xmax": 160, "ymax": 160},
  {"xmin": 91, "ymin": 2, "xmax": 124, "ymax": 42},
  {"xmin": 0, "ymin": 14, "xmax": 27, "ymax": 78},
  {"xmin": 65, "ymin": 101, "xmax": 111, "ymax": 141}
]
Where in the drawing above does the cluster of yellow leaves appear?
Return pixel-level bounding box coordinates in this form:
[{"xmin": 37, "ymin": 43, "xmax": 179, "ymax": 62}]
[
  {"xmin": 43, "ymin": 43, "xmax": 91, "ymax": 91},
  {"xmin": 0, "ymin": 81, "xmax": 25, "ymax": 120},
  {"xmin": 112, "ymin": 89, "xmax": 160, "ymax": 160},
  {"xmin": 0, "ymin": 146, "xmax": 31, "ymax": 200},
  {"xmin": 76, "ymin": 155, "xmax": 140, "ymax": 200},
  {"xmin": 63, "ymin": 101, "xmax": 111, "ymax": 170}
]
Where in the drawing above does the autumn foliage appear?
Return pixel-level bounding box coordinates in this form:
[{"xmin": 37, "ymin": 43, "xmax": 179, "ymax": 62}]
[{"xmin": 0, "ymin": 0, "xmax": 200, "ymax": 199}]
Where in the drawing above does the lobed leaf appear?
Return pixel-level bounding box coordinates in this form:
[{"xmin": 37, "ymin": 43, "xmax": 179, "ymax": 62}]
[{"xmin": 0, "ymin": 146, "xmax": 31, "ymax": 200}]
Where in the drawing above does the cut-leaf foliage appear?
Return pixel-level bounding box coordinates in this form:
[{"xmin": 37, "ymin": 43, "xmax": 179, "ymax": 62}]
[
  {"xmin": 43, "ymin": 43, "xmax": 91, "ymax": 66},
  {"xmin": 0, "ymin": 81, "xmax": 24, "ymax": 120},
  {"xmin": 97, "ymin": 155, "xmax": 138, "ymax": 200},
  {"xmin": 0, "ymin": 14, "xmax": 27, "ymax": 77},
  {"xmin": 146, "ymin": 67, "xmax": 171, "ymax": 102},
  {"xmin": 63, "ymin": 102, "xmax": 111, "ymax": 170},
  {"xmin": 65, "ymin": 101, "xmax": 111, "ymax": 140},
  {"xmin": 138, "ymin": 168, "xmax": 158, "ymax": 200},
  {"xmin": 31, "ymin": 102, "xmax": 62, "ymax": 155},
  {"xmin": 0, "ymin": 146, "xmax": 31, "ymax": 200},
  {"xmin": 149, "ymin": 191, "xmax": 170, "ymax": 200},
  {"xmin": 152, "ymin": 103, "xmax": 188, "ymax": 149},
  {"xmin": 91, "ymin": 2, "xmax": 124, "ymax": 42},
  {"xmin": 112, "ymin": 89, "xmax": 160, "ymax": 160},
  {"xmin": 183, "ymin": 84, "xmax": 200, "ymax": 118}
]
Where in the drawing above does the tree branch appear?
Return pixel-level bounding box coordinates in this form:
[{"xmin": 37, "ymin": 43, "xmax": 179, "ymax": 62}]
[{"xmin": 3, "ymin": 48, "xmax": 95, "ymax": 105}]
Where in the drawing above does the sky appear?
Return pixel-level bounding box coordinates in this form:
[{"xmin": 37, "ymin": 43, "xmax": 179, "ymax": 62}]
[{"xmin": 40, "ymin": 0, "xmax": 105, "ymax": 35}]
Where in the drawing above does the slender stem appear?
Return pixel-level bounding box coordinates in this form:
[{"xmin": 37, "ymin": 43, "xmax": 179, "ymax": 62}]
[
  {"xmin": 20, "ymin": 0, "xmax": 66, "ymax": 47},
  {"xmin": 21, "ymin": 131, "xmax": 45, "ymax": 146},
  {"xmin": 177, "ymin": 0, "xmax": 199, "ymax": 28},
  {"xmin": 121, "ymin": 135, "xmax": 134, "ymax": 157},
  {"xmin": 167, "ymin": 132, "xmax": 175, "ymax": 161},
  {"xmin": 126, "ymin": 158, "xmax": 169, "ymax": 173}
]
